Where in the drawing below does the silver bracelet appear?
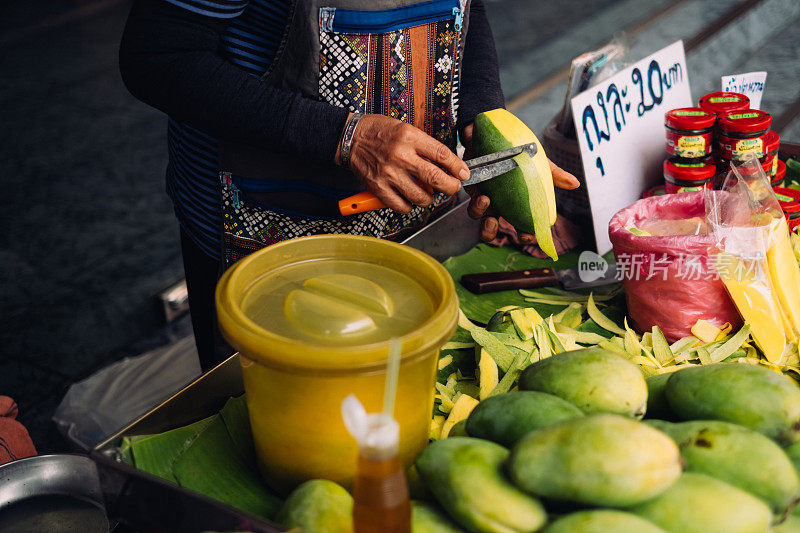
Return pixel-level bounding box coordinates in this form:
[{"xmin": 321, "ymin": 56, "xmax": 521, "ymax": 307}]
[{"xmin": 339, "ymin": 113, "xmax": 364, "ymax": 169}]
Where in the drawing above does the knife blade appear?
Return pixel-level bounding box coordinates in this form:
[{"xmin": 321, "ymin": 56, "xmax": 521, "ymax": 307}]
[
  {"xmin": 461, "ymin": 142, "xmax": 538, "ymax": 187},
  {"xmin": 460, "ymin": 264, "xmax": 620, "ymax": 294}
]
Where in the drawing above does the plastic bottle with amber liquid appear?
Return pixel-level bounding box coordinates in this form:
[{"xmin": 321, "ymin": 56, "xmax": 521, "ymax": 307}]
[
  {"xmin": 351, "ymin": 412, "xmax": 410, "ymax": 533},
  {"xmin": 342, "ymin": 339, "xmax": 411, "ymax": 533}
]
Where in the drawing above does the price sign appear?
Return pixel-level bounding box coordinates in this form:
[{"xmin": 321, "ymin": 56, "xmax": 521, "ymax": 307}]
[
  {"xmin": 570, "ymin": 41, "xmax": 692, "ymax": 253},
  {"xmin": 721, "ymin": 71, "xmax": 767, "ymax": 109}
]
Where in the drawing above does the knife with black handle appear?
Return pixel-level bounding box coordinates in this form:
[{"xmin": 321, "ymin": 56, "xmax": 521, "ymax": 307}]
[{"xmin": 460, "ymin": 264, "xmax": 619, "ymax": 294}]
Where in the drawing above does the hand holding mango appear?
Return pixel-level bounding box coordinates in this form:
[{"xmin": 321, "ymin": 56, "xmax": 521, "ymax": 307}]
[{"xmin": 463, "ymin": 109, "xmax": 580, "ymax": 259}]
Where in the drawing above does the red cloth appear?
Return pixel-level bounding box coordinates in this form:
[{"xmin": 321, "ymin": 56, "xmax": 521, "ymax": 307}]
[
  {"xmin": 490, "ymin": 214, "xmax": 582, "ymax": 258},
  {"xmin": 0, "ymin": 396, "xmax": 37, "ymax": 465}
]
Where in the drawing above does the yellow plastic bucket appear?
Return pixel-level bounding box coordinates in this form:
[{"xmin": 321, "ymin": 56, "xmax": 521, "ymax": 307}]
[{"xmin": 216, "ymin": 235, "xmax": 458, "ymax": 494}]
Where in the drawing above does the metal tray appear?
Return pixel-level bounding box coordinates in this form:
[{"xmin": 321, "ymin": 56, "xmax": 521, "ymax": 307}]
[
  {"xmin": 90, "ymin": 199, "xmax": 480, "ymax": 532},
  {"xmin": 0, "ymin": 454, "xmax": 108, "ymax": 532}
]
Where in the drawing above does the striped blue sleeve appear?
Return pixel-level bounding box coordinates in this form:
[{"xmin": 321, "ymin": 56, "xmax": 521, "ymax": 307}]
[{"xmin": 163, "ymin": 0, "xmax": 248, "ymax": 18}]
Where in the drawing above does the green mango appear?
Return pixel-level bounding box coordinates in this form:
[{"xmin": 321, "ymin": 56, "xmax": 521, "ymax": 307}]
[
  {"xmin": 645, "ymin": 373, "xmax": 676, "ymax": 420},
  {"xmin": 416, "ymin": 437, "xmax": 547, "ymax": 533},
  {"xmin": 448, "ymin": 420, "xmax": 469, "ymax": 438},
  {"xmin": 784, "ymin": 442, "xmax": 800, "ymax": 515},
  {"xmin": 775, "ymin": 515, "xmax": 800, "ymax": 532},
  {"xmin": 518, "ymin": 347, "xmax": 648, "ymax": 418},
  {"xmin": 665, "ymin": 363, "xmax": 800, "ymax": 444},
  {"xmin": 508, "ymin": 414, "xmax": 681, "ymax": 507},
  {"xmin": 408, "ymin": 464, "xmax": 433, "ymax": 503},
  {"xmin": 276, "ymin": 479, "xmax": 353, "ymax": 532},
  {"xmin": 542, "ymin": 510, "xmax": 667, "ymax": 533},
  {"xmin": 648, "ymin": 420, "xmax": 798, "ymax": 514},
  {"xmin": 412, "ymin": 501, "xmax": 465, "ymax": 533},
  {"xmin": 629, "ymin": 473, "xmax": 772, "ymax": 533},
  {"xmin": 473, "ymin": 109, "xmax": 557, "ymax": 260},
  {"xmin": 486, "ymin": 311, "xmax": 517, "ymax": 335},
  {"xmin": 465, "ymin": 391, "xmax": 584, "ymax": 447}
]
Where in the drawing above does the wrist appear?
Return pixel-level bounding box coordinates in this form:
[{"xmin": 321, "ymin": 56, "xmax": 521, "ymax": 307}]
[
  {"xmin": 336, "ymin": 112, "xmax": 363, "ymax": 167},
  {"xmin": 334, "ymin": 112, "xmax": 353, "ymax": 166}
]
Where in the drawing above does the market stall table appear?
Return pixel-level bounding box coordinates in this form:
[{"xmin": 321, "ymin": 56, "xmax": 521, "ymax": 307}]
[{"xmin": 90, "ymin": 198, "xmax": 482, "ymax": 532}]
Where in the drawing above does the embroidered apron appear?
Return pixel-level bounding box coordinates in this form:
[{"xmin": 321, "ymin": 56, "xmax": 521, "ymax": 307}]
[{"xmin": 219, "ymin": 0, "xmax": 471, "ymax": 268}]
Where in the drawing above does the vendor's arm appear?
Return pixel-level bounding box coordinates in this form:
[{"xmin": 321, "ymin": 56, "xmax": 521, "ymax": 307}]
[
  {"xmin": 457, "ymin": 0, "xmax": 579, "ymax": 242},
  {"xmin": 119, "ymin": 0, "xmax": 467, "ymax": 213},
  {"xmin": 119, "ymin": 0, "xmax": 347, "ymax": 167}
]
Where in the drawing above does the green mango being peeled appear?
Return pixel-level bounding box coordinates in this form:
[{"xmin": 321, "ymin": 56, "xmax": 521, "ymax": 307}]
[{"xmin": 472, "ymin": 109, "xmax": 557, "ymax": 260}]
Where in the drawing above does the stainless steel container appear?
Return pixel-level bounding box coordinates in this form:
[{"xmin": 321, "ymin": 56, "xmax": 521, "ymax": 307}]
[{"xmin": 0, "ymin": 454, "xmax": 108, "ymax": 532}]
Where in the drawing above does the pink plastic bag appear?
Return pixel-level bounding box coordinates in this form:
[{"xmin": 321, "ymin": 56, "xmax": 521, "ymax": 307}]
[{"xmin": 608, "ymin": 192, "xmax": 742, "ymax": 342}]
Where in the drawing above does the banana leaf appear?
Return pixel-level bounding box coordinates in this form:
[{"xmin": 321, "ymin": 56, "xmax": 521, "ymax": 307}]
[
  {"xmin": 441, "ymin": 244, "xmax": 580, "ymax": 323},
  {"xmin": 220, "ymin": 395, "xmax": 255, "ymax": 465},
  {"xmin": 119, "ymin": 434, "xmax": 149, "ymax": 469},
  {"xmin": 172, "ymin": 416, "xmax": 283, "ymax": 519},
  {"xmin": 437, "ymin": 347, "xmax": 476, "ymax": 382},
  {"xmin": 127, "ymin": 415, "xmax": 216, "ymax": 484},
  {"xmin": 125, "ymin": 395, "xmax": 283, "ymax": 520}
]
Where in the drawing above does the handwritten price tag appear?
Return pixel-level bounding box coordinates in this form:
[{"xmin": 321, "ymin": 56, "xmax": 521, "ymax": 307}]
[
  {"xmin": 570, "ymin": 41, "xmax": 692, "ymax": 253},
  {"xmin": 721, "ymin": 72, "xmax": 767, "ymax": 109}
]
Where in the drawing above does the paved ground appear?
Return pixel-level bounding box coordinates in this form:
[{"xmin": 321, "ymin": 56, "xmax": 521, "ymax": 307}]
[
  {"xmin": 0, "ymin": 0, "xmax": 184, "ymax": 452},
  {"xmin": 1, "ymin": 0, "xmax": 799, "ymax": 454}
]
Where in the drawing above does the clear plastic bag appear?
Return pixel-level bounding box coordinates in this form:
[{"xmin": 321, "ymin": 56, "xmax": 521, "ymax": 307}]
[
  {"xmin": 705, "ymin": 155, "xmax": 800, "ymax": 362},
  {"xmin": 52, "ymin": 336, "xmax": 201, "ymax": 450}
]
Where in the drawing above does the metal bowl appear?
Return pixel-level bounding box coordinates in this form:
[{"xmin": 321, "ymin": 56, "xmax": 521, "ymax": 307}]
[{"xmin": 0, "ymin": 454, "xmax": 108, "ymax": 532}]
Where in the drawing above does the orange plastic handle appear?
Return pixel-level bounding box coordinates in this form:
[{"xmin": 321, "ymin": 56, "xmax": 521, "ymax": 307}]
[
  {"xmin": 339, "ymin": 192, "xmax": 386, "ymax": 216},
  {"xmin": 339, "ymin": 184, "xmax": 435, "ymax": 216}
]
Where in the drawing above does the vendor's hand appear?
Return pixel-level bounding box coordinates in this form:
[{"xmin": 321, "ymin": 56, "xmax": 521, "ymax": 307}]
[
  {"xmin": 339, "ymin": 114, "xmax": 470, "ymax": 214},
  {"xmin": 460, "ymin": 123, "xmax": 581, "ymax": 243}
]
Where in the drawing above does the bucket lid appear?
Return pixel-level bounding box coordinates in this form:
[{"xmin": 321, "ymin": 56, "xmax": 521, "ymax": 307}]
[
  {"xmin": 664, "ymin": 107, "xmax": 715, "ymax": 130},
  {"xmin": 215, "ymin": 235, "xmax": 458, "ymax": 371}
]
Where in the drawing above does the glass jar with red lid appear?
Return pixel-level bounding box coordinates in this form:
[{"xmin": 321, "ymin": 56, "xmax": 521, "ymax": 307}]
[
  {"xmin": 773, "ymin": 187, "xmax": 800, "ymax": 232},
  {"xmin": 764, "ymin": 130, "xmax": 780, "ymax": 177},
  {"xmin": 718, "ymin": 110, "xmax": 772, "ymax": 161},
  {"xmin": 642, "ymin": 185, "xmax": 666, "ymax": 199},
  {"xmin": 772, "ymin": 160, "xmax": 787, "ymax": 188},
  {"xmin": 698, "ymin": 91, "xmax": 750, "ymax": 116},
  {"xmin": 663, "ymin": 157, "xmax": 716, "ymax": 194},
  {"xmin": 665, "ymin": 107, "xmax": 715, "ymax": 158}
]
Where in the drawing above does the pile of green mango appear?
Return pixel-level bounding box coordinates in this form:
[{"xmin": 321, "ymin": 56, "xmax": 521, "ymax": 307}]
[
  {"xmin": 270, "ymin": 349, "xmax": 800, "ymax": 532},
  {"xmin": 413, "ymin": 350, "xmax": 800, "ymax": 533}
]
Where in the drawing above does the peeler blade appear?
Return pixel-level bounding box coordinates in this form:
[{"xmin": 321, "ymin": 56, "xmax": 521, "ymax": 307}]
[{"xmin": 461, "ymin": 142, "xmax": 538, "ymax": 187}]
